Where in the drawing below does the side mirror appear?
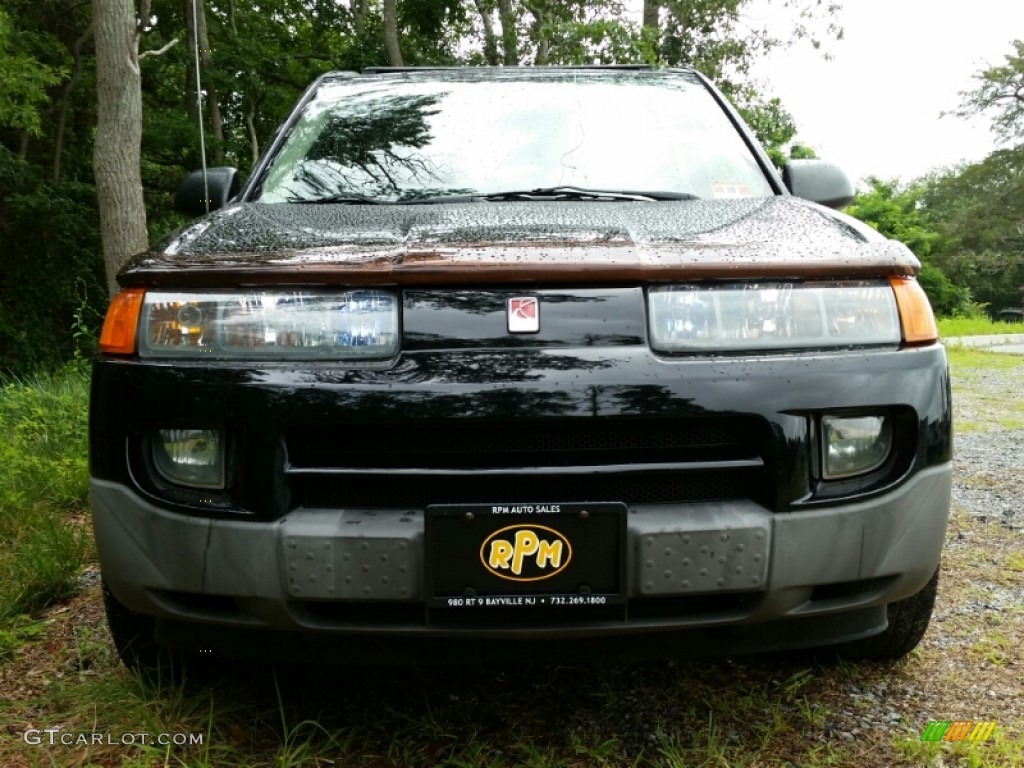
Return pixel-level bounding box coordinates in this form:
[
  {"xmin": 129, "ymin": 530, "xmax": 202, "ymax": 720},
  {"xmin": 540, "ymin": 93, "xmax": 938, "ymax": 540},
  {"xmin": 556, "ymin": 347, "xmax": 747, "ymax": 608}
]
[
  {"xmin": 174, "ymin": 167, "xmax": 241, "ymax": 217},
  {"xmin": 782, "ymin": 160, "xmax": 854, "ymax": 209}
]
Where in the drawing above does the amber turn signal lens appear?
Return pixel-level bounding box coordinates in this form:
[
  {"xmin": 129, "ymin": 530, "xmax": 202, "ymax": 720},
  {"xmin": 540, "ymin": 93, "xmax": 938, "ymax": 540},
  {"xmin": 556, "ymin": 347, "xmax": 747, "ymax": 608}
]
[
  {"xmin": 99, "ymin": 288, "xmax": 145, "ymax": 355},
  {"xmin": 889, "ymin": 277, "xmax": 938, "ymax": 344}
]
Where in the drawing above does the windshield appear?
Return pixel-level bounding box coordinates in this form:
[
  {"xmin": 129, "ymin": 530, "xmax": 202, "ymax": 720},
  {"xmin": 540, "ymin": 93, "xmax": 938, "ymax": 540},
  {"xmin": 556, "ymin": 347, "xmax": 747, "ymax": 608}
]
[{"xmin": 256, "ymin": 72, "xmax": 774, "ymax": 204}]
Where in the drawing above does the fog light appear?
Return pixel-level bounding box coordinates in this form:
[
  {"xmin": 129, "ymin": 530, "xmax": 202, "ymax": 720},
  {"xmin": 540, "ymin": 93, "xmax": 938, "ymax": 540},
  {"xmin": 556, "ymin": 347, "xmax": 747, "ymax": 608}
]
[
  {"xmin": 821, "ymin": 416, "xmax": 890, "ymax": 479},
  {"xmin": 153, "ymin": 429, "xmax": 224, "ymax": 489}
]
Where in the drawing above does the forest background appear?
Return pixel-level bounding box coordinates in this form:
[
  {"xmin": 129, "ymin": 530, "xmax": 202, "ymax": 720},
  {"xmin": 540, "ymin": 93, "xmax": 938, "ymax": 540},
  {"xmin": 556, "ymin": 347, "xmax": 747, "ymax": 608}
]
[{"xmin": 2, "ymin": 0, "xmax": 1023, "ymax": 374}]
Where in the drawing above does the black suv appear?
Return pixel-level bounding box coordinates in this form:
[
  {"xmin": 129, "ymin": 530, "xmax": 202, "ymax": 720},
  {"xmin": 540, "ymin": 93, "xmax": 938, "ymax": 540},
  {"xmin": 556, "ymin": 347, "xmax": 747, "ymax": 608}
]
[{"xmin": 91, "ymin": 66, "xmax": 952, "ymax": 666}]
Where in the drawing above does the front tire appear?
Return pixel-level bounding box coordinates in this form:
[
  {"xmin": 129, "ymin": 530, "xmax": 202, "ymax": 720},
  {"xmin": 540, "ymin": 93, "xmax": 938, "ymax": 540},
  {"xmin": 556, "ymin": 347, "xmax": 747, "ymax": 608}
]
[
  {"xmin": 103, "ymin": 581, "xmax": 210, "ymax": 680},
  {"xmin": 103, "ymin": 581, "xmax": 160, "ymax": 671},
  {"xmin": 832, "ymin": 568, "xmax": 939, "ymax": 661}
]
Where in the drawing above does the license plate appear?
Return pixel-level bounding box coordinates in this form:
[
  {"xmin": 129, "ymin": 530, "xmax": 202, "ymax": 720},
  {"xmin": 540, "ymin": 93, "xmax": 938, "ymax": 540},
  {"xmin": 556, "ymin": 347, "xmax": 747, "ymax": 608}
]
[{"xmin": 425, "ymin": 502, "xmax": 626, "ymax": 608}]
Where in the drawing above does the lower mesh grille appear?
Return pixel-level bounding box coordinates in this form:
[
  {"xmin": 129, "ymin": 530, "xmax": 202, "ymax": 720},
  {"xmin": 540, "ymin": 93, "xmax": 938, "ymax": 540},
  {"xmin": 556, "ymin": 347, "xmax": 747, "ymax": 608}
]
[
  {"xmin": 301, "ymin": 469, "xmax": 752, "ymax": 509},
  {"xmin": 299, "ymin": 594, "xmax": 759, "ymax": 627}
]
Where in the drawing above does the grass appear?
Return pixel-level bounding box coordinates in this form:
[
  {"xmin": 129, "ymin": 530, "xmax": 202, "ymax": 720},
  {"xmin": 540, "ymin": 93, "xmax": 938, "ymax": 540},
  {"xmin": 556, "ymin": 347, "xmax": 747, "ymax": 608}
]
[
  {"xmin": 937, "ymin": 316, "xmax": 1024, "ymax": 338},
  {"xmin": 946, "ymin": 346, "xmax": 1024, "ymax": 433},
  {"xmin": 0, "ymin": 363, "xmax": 92, "ymax": 621},
  {"xmin": 945, "ymin": 346, "xmax": 1024, "ymax": 371}
]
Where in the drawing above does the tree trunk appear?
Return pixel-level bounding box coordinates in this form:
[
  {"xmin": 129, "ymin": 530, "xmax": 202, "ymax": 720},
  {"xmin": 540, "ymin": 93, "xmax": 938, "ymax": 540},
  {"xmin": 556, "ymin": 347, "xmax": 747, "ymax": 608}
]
[
  {"xmin": 382, "ymin": 0, "xmax": 403, "ymax": 66},
  {"xmin": 535, "ymin": 36, "xmax": 548, "ymax": 65},
  {"xmin": 473, "ymin": 0, "xmax": 499, "ymax": 65},
  {"xmin": 350, "ymin": 0, "xmax": 367, "ymax": 35},
  {"xmin": 194, "ymin": 0, "xmax": 224, "ymax": 164},
  {"xmin": 528, "ymin": 1, "xmax": 548, "ymax": 65},
  {"xmin": 53, "ymin": 25, "xmax": 94, "ymax": 183},
  {"xmin": 643, "ymin": 0, "xmax": 660, "ymax": 31},
  {"xmin": 246, "ymin": 106, "xmax": 259, "ymax": 167},
  {"xmin": 93, "ymin": 0, "xmax": 149, "ymax": 297},
  {"xmin": 497, "ymin": 0, "xmax": 518, "ymax": 65},
  {"xmin": 226, "ymin": 0, "xmax": 238, "ymax": 35},
  {"xmin": 182, "ymin": 0, "xmax": 198, "ymax": 123}
]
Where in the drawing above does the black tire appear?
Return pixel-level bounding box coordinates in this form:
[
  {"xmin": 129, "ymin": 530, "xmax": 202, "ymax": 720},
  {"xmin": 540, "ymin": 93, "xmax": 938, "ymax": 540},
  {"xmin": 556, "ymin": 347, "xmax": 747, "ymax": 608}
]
[
  {"xmin": 103, "ymin": 581, "xmax": 161, "ymax": 671},
  {"xmin": 831, "ymin": 568, "xmax": 939, "ymax": 661},
  {"xmin": 103, "ymin": 581, "xmax": 209, "ymax": 681}
]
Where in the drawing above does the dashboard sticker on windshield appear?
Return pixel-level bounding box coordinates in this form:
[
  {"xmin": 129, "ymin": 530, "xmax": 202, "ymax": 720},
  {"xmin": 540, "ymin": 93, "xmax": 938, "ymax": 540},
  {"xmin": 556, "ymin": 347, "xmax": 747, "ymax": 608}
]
[{"xmin": 712, "ymin": 182, "xmax": 752, "ymax": 199}]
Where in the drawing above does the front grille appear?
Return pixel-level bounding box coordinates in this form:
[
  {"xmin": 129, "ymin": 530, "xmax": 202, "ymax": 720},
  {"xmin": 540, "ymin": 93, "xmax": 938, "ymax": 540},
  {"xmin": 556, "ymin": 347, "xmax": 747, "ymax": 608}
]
[
  {"xmin": 301, "ymin": 468, "xmax": 752, "ymax": 508},
  {"xmin": 287, "ymin": 417, "xmax": 765, "ymax": 510},
  {"xmin": 286, "ymin": 418, "xmax": 749, "ymax": 469}
]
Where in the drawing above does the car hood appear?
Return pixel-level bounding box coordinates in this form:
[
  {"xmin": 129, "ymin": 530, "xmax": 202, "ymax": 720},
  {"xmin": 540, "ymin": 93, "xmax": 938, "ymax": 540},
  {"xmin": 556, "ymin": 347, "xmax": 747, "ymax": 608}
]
[{"xmin": 121, "ymin": 197, "xmax": 918, "ymax": 288}]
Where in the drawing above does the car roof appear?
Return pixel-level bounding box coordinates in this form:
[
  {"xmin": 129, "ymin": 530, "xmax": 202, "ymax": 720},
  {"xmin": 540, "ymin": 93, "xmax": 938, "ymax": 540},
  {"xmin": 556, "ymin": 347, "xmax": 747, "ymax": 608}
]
[
  {"xmin": 363, "ymin": 65, "xmax": 660, "ymax": 73},
  {"xmin": 320, "ymin": 66, "xmax": 701, "ymax": 84}
]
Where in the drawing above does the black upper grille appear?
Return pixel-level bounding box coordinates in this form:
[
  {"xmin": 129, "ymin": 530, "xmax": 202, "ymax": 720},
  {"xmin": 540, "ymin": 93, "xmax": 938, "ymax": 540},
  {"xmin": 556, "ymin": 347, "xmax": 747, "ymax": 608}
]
[
  {"xmin": 286, "ymin": 418, "xmax": 751, "ymax": 470},
  {"xmin": 288, "ymin": 417, "xmax": 763, "ymax": 509}
]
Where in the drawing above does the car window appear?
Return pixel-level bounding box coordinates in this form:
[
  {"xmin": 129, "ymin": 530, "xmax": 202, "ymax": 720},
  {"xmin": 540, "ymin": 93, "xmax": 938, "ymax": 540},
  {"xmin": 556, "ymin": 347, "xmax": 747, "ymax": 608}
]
[{"xmin": 256, "ymin": 73, "xmax": 774, "ymax": 203}]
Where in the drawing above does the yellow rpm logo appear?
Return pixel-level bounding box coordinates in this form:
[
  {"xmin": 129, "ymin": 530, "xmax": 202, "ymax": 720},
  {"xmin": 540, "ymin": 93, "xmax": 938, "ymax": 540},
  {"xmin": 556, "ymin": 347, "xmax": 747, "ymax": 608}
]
[{"xmin": 480, "ymin": 525, "xmax": 572, "ymax": 582}]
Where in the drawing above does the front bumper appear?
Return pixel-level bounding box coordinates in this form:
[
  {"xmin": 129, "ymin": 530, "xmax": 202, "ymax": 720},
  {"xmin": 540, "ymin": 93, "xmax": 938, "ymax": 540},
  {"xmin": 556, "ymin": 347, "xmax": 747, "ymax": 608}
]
[
  {"xmin": 91, "ymin": 336, "xmax": 952, "ymax": 659},
  {"xmin": 92, "ymin": 460, "xmax": 950, "ymax": 655}
]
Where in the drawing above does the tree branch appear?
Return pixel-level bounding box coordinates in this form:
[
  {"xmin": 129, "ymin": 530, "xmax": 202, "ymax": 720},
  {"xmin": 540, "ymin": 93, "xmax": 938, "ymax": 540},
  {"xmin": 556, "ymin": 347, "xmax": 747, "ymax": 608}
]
[
  {"xmin": 258, "ymin": 68, "xmax": 307, "ymax": 90},
  {"xmin": 278, "ymin": 53, "xmax": 342, "ymax": 61},
  {"xmin": 138, "ymin": 37, "xmax": 179, "ymax": 61}
]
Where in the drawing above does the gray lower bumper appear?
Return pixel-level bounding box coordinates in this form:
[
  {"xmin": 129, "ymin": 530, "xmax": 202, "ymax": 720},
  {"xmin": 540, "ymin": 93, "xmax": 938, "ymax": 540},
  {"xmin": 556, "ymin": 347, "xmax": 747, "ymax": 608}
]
[{"xmin": 91, "ymin": 463, "xmax": 951, "ymax": 641}]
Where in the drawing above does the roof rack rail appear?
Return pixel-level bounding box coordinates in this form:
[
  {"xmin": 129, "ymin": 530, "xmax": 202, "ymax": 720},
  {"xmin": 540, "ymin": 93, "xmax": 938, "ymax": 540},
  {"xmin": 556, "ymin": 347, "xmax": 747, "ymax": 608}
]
[{"xmin": 362, "ymin": 65, "xmax": 655, "ymax": 74}]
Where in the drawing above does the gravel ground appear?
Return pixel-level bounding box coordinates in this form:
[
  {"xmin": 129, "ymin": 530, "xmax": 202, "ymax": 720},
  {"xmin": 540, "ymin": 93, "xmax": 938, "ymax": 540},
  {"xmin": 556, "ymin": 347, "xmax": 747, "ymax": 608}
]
[{"xmin": 951, "ymin": 428, "xmax": 1024, "ymax": 532}]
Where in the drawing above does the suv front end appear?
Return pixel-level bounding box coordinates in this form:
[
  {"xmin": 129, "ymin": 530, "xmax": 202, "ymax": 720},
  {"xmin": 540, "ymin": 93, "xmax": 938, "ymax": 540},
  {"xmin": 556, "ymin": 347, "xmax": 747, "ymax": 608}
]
[{"xmin": 90, "ymin": 67, "xmax": 952, "ymax": 666}]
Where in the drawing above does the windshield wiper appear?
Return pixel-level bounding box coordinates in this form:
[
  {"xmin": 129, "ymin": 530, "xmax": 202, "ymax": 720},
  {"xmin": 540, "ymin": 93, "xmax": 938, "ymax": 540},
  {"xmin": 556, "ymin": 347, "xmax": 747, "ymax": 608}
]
[
  {"xmin": 482, "ymin": 186, "xmax": 698, "ymax": 202},
  {"xmin": 288, "ymin": 187, "xmax": 699, "ymax": 205},
  {"xmin": 291, "ymin": 193, "xmax": 387, "ymax": 205}
]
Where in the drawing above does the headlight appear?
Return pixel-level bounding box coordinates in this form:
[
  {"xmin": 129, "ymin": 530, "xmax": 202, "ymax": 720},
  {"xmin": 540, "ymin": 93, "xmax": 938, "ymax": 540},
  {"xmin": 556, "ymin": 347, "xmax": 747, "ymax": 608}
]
[
  {"xmin": 648, "ymin": 282, "xmax": 901, "ymax": 352},
  {"xmin": 821, "ymin": 415, "xmax": 891, "ymax": 479},
  {"xmin": 138, "ymin": 290, "xmax": 399, "ymax": 359}
]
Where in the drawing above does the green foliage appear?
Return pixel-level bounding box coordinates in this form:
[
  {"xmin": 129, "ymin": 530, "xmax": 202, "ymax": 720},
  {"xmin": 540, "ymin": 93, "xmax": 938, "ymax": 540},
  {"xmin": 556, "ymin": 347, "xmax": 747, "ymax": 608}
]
[
  {"xmin": 0, "ymin": 10, "xmax": 67, "ymax": 135},
  {"xmin": 0, "ymin": 146, "xmax": 107, "ymax": 373},
  {"xmin": 0, "ymin": 364, "xmax": 91, "ymax": 620},
  {"xmin": 846, "ymin": 178, "xmax": 941, "ymax": 258},
  {"xmin": 917, "ymin": 263, "xmax": 972, "ymax": 318},
  {"xmin": 0, "ymin": 363, "xmax": 90, "ymax": 512},
  {"xmin": 846, "ymin": 178, "xmax": 973, "ymax": 317},
  {"xmin": 535, "ymin": 15, "xmax": 657, "ymax": 66},
  {"xmin": 0, "ymin": 0, "xmax": 105, "ymax": 374},
  {"xmin": 738, "ymin": 95, "xmax": 817, "ymax": 168},
  {"xmin": 930, "ymin": 41, "xmax": 1024, "ymax": 315},
  {"xmin": 921, "ymin": 148, "xmax": 1024, "ymax": 255},
  {"xmin": 916, "ymin": 146, "xmax": 1024, "ymax": 314},
  {"xmin": 954, "ymin": 39, "xmax": 1024, "ymax": 144},
  {"xmin": 659, "ymin": 0, "xmax": 841, "ymax": 91}
]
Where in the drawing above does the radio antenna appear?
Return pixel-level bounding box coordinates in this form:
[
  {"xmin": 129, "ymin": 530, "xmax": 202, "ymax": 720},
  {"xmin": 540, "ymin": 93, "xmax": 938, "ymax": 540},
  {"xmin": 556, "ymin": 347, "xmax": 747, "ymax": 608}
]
[{"xmin": 190, "ymin": 0, "xmax": 210, "ymax": 214}]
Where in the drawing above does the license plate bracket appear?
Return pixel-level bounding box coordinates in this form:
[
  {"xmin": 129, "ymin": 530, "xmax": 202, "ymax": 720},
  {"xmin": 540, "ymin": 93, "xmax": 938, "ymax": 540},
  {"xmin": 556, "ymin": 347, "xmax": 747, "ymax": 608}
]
[{"xmin": 425, "ymin": 502, "xmax": 627, "ymax": 609}]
